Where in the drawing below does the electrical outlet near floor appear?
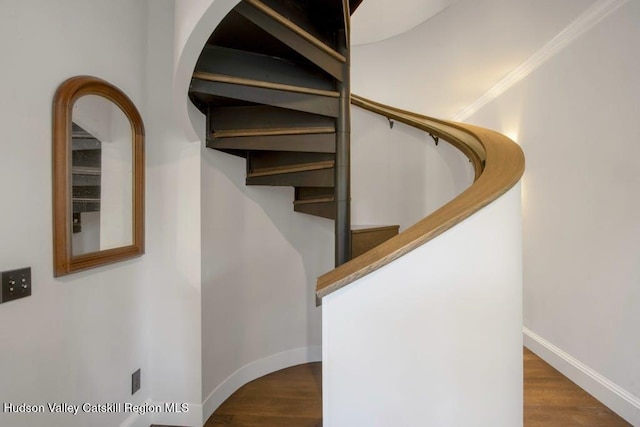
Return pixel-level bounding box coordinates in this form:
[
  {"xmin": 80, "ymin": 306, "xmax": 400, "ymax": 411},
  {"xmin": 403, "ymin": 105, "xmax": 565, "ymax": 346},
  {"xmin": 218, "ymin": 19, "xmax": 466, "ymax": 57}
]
[{"xmin": 132, "ymin": 369, "xmax": 141, "ymax": 395}]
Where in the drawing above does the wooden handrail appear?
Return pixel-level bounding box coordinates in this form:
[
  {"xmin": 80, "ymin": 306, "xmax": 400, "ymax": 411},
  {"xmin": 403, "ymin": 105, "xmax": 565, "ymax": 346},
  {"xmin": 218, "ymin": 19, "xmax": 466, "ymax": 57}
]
[
  {"xmin": 351, "ymin": 95, "xmax": 487, "ymax": 180},
  {"xmin": 316, "ymin": 94, "xmax": 525, "ymax": 298}
]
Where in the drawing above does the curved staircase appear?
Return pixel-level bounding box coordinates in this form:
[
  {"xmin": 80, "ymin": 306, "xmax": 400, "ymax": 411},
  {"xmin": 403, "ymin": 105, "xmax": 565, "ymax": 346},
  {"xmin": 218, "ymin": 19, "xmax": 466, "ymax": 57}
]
[
  {"xmin": 189, "ymin": 0, "xmax": 398, "ymax": 268},
  {"xmin": 188, "ymin": 0, "xmax": 524, "ymax": 295},
  {"xmin": 189, "ymin": 0, "xmax": 525, "ymax": 424}
]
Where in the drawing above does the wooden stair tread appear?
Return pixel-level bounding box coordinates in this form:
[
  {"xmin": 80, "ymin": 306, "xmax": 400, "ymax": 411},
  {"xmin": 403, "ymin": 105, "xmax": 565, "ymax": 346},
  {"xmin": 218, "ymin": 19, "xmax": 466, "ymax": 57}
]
[
  {"xmin": 190, "ymin": 76, "xmax": 340, "ymax": 117},
  {"xmin": 351, "ymin": 225, "xmax": 400, "ymax": 233},
  {"xmin": 248, "ymin": 160, "xmax": 334, "ymax": 178},
  {"xmin": 293, "ymin": 196, "xmax": 334, "ymax": 205},
  {"xmin": 243, "ymin": 0, "xmax": 346, "ymax": 64},
  {"xmin": 212, "ymin": 126, "xmax": 335, "ymax": 139},
  {"xmin": 193, "ymin": 72, "xmax": 339, "ymax": 98}
]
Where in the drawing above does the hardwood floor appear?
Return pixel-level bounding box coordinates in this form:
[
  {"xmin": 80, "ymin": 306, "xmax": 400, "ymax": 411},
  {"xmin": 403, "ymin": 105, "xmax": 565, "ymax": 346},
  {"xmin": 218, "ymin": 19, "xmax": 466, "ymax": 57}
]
[
  {"xmin": 523, "ymin": 348, "xmax": 630, "ymax": 426},
  {"xmin": 204, "ymin": 348, "xmax": 630, "ymax": 426},
  {"xmin": 206, "ymin": 363, "xmax": 322, "ymax": 426}
]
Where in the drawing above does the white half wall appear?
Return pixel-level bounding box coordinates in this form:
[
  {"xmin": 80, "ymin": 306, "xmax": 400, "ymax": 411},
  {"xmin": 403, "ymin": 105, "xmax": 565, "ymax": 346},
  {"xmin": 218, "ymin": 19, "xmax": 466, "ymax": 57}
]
[
  {"xmin": 322, "ymin": 184, "xmax": 523, "ymax": 427},
  {"xmin": 351, "ymin": 0, "xmax": 639, "ymax": 423},
  {"xmin": 465, "ymin": 1, "xmax": 640, "ymax": 424}
]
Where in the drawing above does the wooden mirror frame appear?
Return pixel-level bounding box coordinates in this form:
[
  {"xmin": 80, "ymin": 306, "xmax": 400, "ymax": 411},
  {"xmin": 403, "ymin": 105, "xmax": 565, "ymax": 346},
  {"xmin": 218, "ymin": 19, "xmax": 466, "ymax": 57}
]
[{"xmin": 53, "ymin": 76, "xmax": 145, "ymax": 277}]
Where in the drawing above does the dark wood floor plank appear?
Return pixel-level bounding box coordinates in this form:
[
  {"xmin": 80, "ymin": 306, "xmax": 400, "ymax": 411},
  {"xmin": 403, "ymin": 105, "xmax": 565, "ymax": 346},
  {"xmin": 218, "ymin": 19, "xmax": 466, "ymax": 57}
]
[{"xmin": 205, "ymin": 349, "xmax": 631, "ymax": 426}]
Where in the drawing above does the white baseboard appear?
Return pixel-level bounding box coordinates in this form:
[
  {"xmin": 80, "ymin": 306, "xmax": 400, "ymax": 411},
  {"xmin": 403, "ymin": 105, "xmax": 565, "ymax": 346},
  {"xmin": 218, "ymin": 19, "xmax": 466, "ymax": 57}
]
[
  {"xmin": 524, "ymin": 327, "xmax": 640, "ymax": 426},
  {"xmin": 202, "ymin": 346, "xmax": 322, "ymax": 425}
]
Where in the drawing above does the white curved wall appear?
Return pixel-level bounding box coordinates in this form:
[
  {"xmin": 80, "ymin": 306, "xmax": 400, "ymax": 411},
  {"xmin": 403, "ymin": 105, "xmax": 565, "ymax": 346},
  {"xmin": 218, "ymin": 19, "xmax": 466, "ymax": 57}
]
[
  {"xmin": 351, "ymin": 0, "xmax": 594, "ymax": 119},
  {"xmin": 200, "ymin": 148, "xmax": 331, "ymax": 421},
  {"xmin": 351, "ymin": 0, "xmax": 457, "ymax": 46},
  {"xmin": 322, "ymin": 184, "xmax": 523, "ymax": 426},
  {"xmin": 351, "ymin": 106, "xmax": 474, "ymax": 231}
]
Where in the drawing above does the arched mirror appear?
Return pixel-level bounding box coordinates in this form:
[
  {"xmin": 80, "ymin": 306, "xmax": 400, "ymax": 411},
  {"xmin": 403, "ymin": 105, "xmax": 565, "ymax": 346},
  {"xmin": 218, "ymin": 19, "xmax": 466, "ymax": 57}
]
[{"xmin": 53, "ymin": 76, "xmax": 144, "ymax": 276}]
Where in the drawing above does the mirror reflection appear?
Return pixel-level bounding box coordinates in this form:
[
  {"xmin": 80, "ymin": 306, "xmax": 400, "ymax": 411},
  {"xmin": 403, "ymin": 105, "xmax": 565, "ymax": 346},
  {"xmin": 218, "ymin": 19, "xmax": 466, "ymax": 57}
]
[
  {"xmin": 53, "ymin": 75, "xmax": 144, "ymax": 276},
  {"xmin": 71, "ymin": 95, "xmax": 133, "ymax": 256}
]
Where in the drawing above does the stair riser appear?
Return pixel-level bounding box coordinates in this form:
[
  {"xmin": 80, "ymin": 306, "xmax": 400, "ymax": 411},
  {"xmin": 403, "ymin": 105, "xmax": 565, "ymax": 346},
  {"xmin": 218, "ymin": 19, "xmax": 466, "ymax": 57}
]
[
  {"xmin": 208, "ymin": 134, "xmax": 335, "ymax": 153},
  {"xmin": 249, "ymin": 151, "xmax": 334, "ymax": 170},
  {"xmin": 295, "ymin": 186, "xmax": 335, "ymax": 201},
  {"xmin": 294, "ymin": 201, "xmax": 335, "ymax": 220},
  {"xmin": 209, "ymin": 105, "xmax": 335, "ymax": 131},
  {"xmin": 351, "ymin": 226, "xmax": 400, "ymax": 258}
]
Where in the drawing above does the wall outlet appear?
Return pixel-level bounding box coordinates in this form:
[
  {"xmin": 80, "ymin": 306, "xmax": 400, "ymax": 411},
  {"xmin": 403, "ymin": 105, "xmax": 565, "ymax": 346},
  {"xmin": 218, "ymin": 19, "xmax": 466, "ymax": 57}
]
[
  {"xmin": 1, "ymin": 267, "xmax": 31, "ymax": 304},
  {"xmin": 132, "ymin": 369, "xmax": 141, "ymax": 395}
]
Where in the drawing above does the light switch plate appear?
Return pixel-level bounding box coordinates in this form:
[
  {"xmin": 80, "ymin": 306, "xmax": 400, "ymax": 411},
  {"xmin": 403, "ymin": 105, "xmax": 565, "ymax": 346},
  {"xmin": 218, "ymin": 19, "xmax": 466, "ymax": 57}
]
[{"xmin": 1, "ymin": 267, "xmax": 31, "ymax": 304}]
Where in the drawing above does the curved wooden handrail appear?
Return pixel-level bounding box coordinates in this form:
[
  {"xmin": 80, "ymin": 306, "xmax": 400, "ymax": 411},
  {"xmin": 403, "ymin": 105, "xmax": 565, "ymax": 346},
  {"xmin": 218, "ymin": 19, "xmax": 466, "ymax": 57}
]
[{"xmin": 316, "ymin": 94, "xmax": 525, "ymax": 298}]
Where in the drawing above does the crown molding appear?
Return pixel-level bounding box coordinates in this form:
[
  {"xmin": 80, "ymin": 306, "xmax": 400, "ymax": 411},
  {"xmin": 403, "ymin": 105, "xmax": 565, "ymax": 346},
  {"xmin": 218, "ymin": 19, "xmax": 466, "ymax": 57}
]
[{"xmin": 453, "ymin": 0, "xmax": 629, "ymax": 122}]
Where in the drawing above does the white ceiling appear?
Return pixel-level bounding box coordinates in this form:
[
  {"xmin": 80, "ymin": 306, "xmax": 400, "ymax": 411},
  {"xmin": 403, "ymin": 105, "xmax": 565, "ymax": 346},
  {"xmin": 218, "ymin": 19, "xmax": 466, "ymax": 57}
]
[{"xmin": 351, "ymin": 0, "xmax": 459, "ymax": 46}]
